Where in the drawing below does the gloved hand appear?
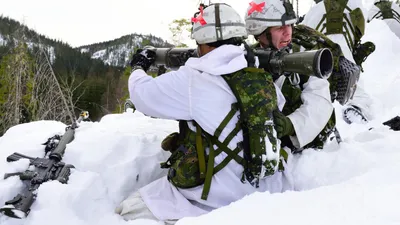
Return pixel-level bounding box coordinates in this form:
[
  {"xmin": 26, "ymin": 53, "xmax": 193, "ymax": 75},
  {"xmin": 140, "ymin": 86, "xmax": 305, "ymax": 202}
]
[
  {"xmin": 352, "ymin": 41, "xmax": 375, "ymax": 68},
  {"xmin": 273, "ymin": 109, "xmax": 295, "ymax": 138},
  {"xmin": 130, "ymin": 48, "xmax": 156, "ymax": 72}
]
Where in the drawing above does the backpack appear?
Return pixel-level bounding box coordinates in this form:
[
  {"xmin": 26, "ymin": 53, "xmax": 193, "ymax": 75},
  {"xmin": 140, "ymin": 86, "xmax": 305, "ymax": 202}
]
[
  {"xmin": 315, "ymin": 0, "xmax": 365, "ymax": 52},
  {"xmin": 314, "ymin": 0, "xmax": 375, "ymax": 68},
  {"xmin": 160, "ymin": 67, "xmax": 283, "ymax": 200},
  {"xmin": 371, "ymin": 1, "xmax": 400, "ymax": 23}
]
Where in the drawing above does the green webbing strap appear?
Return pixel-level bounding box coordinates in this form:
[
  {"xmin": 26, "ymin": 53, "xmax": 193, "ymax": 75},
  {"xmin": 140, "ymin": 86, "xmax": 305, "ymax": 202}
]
[
  {"xmin": 215, "ymin": 123, "xmax": 242, "ymax": 155},
  {"xmin": 201, "ymin": 139, "xmax": 215, "ymax": 200},
  {"xmin": 278, "ymin": 148, "xmax": 289, "ymax": 171},
  {"xmin": 342, "ymin": 22, "xmax": 354, "ymax": 51},
  {"xmin": 210, "ymin": 135, "xmax": 244, "ymax": 165},
  {"xmin": 213, "ymin": 147, "xmax": 243, "ymax": 174},
  {"xmin": 394, "ymin": 10, "xmax": 400, "ymax": 19},
  {"xmin": 342, "ymin": 30, "xmax": 352, "ymax": 52},
  {"xmin": 343, "ymin": 15, "xmax": 356, "ymax": 49},
  {"xmin": 393, "ymin": 10, "xmax": 400, "ymax": 23},
  {"xmin": 214, "ymin": 103, "xmax": 237, "ymax": 137},
  {"xmin": 320, "ymin": 23, "xmax": 327, "ymax": 33},
  {"xmin": 223, "ymin": 122, "xmax": 241, "ymax": 146},
  {"xmin": 343, "ymin": 15, "xmax": 356, "ymax": 37},
  {"xmin": 316, "ymin": 14, "xmax": 327, "ymax": 32},
  {"xmin": 393, "ymin": 9, "xmax": 400, "ymax": 17},
  {"xmin": 199, "ymin": 116, "xmax": 243, "ymax": 200},
  {"xmin": 372, "ymin": 10, "xmax": 400, "ymax": 23},
  {"xmin": 371, "ymin": 11, "xmax": 382, "ymax": 20},
  {"xmin": 196, "ymin": 123, "xmax": 206, "ymax": 179},
  {"xmin": 197, "ymin": 103, "xmax": 242, "ymax": 200}
]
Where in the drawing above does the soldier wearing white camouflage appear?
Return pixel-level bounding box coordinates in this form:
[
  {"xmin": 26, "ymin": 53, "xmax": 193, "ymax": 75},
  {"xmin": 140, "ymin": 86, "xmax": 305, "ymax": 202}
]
[
  {"xmin": 244, "ymin": 0, "xmax": 334, "ymax": 151},
  {"xmin": 115, "ymin": 3, "xmax": 292, "ymax": 224},
  {"xmin": 368, "ymin": 0, "xmax": 400, "ymax": 38},
  {"xmin": 302, "ymin": 0, "xmax": 377, "ymax": 124}
]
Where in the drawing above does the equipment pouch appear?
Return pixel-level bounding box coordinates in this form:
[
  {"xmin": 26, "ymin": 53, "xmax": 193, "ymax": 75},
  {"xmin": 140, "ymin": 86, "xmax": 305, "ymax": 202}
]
[
  {"xmin": 160, "ymin": 123, "xmax": 209, "ymax": 189},
  {"xmin": 165, "ymin": 143, "xmax": 206, "ymax": 189},
  {"xmin": 161, "ymin": 132, "xmax": 180, "ymax": 152},
  {"xmin": 349, "ymin": 8, "xmax": 365, "ymax": 42}
]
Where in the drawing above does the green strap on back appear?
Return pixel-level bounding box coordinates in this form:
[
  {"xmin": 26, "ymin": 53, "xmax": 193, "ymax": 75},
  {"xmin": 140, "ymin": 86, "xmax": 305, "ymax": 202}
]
[
  {"xmin": 372, "ymin": 1, "xmax": 400, "ymax": 23},
  {"xmin": 199, "ymin": 104, "xmax": 244, "ymax": 200},
  {"xmin": 315, "ymin": 0, "xmax": 365, "ymax": 51},
  {"xmin": 202, "ymin": 135, "xmax": 215, "ymax": 200},
  {"xmin": 195, "ymin": 123, "xmax": 206, "ymax": 179},
  {"xmin": 201, "ymin": 67, "xmax": 279, "ymax": 199}
]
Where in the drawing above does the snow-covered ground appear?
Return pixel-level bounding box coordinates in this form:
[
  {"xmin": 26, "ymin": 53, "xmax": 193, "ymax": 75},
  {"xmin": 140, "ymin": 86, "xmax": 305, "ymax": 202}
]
[{"xmin": 1, "ymin": 18, "xmax": 400, "ymax": 225}]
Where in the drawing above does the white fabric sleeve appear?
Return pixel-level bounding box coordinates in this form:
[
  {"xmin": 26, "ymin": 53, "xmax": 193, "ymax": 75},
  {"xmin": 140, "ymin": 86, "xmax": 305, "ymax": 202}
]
[
  {"xmin": 287, "ymin": 76, "xmax": 334, "ymax": 148},
  {"xmin": 128, "ymin": 67, "xmax": 192, "ymax": 120}
]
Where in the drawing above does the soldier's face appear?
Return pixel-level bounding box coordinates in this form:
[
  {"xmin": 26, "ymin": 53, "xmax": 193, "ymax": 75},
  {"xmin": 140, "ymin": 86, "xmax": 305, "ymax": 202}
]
[
  {"xmin": 269, "ymin": 25, "xmax": 292, "ymax": 49},
  {"xmin": 197, "ymin": 44, "xmax": 215, "ymax": 57}
]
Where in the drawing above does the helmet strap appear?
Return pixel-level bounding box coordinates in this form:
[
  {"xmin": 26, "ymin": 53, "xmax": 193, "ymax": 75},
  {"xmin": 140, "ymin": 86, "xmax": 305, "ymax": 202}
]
[
  {"xmin": 258, "ymin": 28, "xmax": 278, "ymax": 50},
  {"xmin": 265, "ymin": 28, "xmax": 277, "ymax": 50},
  {"xmin": 214, "ymin": 3, "xmax": 223, "ymax": 41}
]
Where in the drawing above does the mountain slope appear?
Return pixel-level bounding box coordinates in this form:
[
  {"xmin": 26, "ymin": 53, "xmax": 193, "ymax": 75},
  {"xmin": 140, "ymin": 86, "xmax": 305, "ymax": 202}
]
[{"xmin": 76, "ymin": 34, "xmax": 174, "ymax": 67}]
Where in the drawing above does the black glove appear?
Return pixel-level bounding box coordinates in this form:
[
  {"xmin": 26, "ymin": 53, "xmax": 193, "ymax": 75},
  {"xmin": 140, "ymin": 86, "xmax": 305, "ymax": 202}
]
[
  {"xmin": 273, "ymin": 110, "xmax": 295, "ymax": 138},
  {"xmin": 130, "ymin": 48, "xmax": 156, "ymax": 72},
  {"xmin": 352, "ymin": 41, "xmax": 375, "ymax": 69}
]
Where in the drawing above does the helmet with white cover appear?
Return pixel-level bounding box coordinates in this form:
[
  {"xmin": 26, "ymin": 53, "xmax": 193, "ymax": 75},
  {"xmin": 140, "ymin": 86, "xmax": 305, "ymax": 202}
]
[
  {"xmin": 244, "ymin": 0, "xmax": 297, "ymax": 36},
  {"xmin": 191, "ymin": 3, "xmax": 248, "ymax": 44}
]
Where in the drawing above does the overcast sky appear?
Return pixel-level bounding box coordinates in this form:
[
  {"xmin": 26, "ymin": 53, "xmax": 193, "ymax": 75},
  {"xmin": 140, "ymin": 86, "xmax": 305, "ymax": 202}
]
[{"xmin": 0, "ymin": 0, "xmax": 314, "ymax": 47}]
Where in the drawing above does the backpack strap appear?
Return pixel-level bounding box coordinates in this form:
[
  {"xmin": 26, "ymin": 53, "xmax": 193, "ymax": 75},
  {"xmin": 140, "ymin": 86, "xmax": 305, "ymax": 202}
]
[
  {"xmin": 195, "ymin": 122, "xmax": 206, "ymax": 179},
  {"xmin": 197, "ymin": 103, "xmax": 244, "ymax": 200}
]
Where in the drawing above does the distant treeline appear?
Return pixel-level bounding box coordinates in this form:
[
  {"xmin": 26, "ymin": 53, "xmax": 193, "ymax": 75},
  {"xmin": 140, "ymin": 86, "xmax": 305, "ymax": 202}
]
[{"xmin": 0, "ymin": 15, "xmax": 171, "ymax": 135}]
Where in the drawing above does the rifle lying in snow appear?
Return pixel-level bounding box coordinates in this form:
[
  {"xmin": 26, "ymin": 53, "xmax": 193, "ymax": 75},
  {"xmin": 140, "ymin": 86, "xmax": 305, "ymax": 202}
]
[
  {"xmin": 0, "ymin": 111, "xmax": 89, "ymax": 219},
  {"xmin": 147, "ymin": 45, "xmax": 334, "ymax": 79}
]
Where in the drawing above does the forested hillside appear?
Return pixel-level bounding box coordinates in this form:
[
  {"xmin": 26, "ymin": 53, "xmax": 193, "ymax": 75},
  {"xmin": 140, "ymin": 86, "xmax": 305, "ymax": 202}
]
[{"xmin": 0, "ymin": 16, "xmax": 172, "ymax": 135}]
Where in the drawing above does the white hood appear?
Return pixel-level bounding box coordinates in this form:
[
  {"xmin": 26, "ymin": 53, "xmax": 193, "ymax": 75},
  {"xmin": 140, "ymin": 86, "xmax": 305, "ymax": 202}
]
[{"xmin": 185, "ymin": 45, "xmax": 248, "ymax": 76}]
